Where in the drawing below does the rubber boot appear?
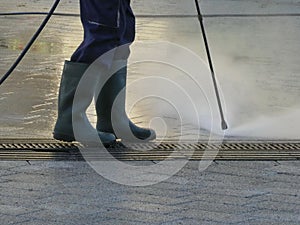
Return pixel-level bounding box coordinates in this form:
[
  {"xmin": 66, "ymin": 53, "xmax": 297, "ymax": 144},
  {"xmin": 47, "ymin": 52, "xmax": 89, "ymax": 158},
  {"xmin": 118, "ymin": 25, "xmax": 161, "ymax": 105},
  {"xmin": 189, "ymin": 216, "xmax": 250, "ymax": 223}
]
[
  {"xmin": 53, "ymin": 61, "xmax": 116, "ymax": 145},
  {"xmin": 96, "ymin": 64, "xmax": 156, "ymax": 141}
]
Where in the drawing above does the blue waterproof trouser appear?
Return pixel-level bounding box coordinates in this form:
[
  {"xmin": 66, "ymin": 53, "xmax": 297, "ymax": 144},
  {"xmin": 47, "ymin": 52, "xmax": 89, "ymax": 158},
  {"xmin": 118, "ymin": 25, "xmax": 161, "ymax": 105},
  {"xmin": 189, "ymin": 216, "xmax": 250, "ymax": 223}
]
[{"xmin": 71, "ymin": 0, "xmax": 135, "ymax": 64}]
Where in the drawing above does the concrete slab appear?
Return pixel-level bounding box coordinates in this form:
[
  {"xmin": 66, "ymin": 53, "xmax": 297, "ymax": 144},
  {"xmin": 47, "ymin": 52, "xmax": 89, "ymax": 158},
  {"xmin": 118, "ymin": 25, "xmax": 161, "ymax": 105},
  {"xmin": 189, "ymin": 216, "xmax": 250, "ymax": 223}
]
[{"xmin": 0, "ymin": 160, "xmax": 299, "ymax": 224}]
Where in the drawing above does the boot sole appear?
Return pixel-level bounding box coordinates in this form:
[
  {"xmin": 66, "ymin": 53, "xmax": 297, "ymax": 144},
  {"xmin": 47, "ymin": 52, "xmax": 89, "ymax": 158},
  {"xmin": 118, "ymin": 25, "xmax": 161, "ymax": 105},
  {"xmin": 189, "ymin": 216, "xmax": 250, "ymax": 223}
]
[
  {"xmin": 53, "ymin": 132, "xmax": 117, "ymax": 148},
  {"xmin": 97, "ymin": 130, "xmax": 156, "ymax": 142},
  {"xmin": 53, "ymin": 132, "xmax": 75, "ymax": 142}
]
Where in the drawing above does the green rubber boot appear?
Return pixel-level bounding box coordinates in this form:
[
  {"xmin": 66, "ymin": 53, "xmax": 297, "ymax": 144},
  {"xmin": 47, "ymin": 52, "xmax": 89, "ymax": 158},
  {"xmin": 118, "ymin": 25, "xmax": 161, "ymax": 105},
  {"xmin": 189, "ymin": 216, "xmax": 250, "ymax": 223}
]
[
  {"xmin": 53, "ymin": 61, "xmax": 116, "ymax": 145},
  {"xmin": 96, "ymin": 63, "xmax": 156, "ymax": 141}
]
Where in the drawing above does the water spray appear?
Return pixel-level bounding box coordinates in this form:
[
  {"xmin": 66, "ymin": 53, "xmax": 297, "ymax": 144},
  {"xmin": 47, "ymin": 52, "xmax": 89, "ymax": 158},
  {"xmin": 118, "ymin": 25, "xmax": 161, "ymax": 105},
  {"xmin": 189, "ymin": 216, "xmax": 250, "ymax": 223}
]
[
  {"xmin": 0, "ymin": 0, "xmax": 61, "ymax": 86},
  {"xmin": 194, "ymin": 0, "xmax": 228, "ymax": 130}
]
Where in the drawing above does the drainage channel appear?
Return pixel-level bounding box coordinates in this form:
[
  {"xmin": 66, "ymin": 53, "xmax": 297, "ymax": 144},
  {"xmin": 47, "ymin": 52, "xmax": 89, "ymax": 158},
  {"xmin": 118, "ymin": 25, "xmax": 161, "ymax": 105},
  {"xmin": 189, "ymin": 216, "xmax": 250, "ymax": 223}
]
[{"xmin": 0, "ymin": 139, "xmax": 300, "ymax": 161}]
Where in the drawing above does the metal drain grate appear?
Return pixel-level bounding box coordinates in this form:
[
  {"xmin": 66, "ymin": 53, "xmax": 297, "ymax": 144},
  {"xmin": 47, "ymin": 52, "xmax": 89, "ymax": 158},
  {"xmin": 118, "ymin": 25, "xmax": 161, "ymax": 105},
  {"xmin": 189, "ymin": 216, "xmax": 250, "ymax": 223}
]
[
  {"xmin": 0, "ymin": 139, "xmax": 81, "ymax": 161},
  {"xmin": 0, "ymin": 139, "xmax": 300, "ymax": 161},
  {"xmin": 124, "ymin": 142, "xmax": 300, "ymax": 151},
  {"xmin": 0, "ymin": 139, "xmax": 79, "ymax": 150}
]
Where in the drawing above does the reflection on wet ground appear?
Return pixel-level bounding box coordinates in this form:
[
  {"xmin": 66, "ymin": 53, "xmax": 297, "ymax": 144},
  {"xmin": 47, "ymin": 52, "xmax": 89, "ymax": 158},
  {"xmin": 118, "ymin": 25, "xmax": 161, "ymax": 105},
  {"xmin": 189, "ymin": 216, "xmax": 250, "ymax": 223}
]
[
  {"xmin": 0, "ymin": 14, "xmax": 80, "ymax": 138},
  {"xmin": 0, "ymin": 0, "xmax": 300, "ymax": 140}
]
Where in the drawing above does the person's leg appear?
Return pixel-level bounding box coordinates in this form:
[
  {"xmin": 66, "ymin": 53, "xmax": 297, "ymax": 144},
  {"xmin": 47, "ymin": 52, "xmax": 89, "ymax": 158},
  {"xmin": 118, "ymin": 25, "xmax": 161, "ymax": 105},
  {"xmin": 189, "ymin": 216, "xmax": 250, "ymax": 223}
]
[
  {"xmin": 71, "ymin": 0, "xmax": 122, "ymax": 64},
  {"xmin": 95, "ymin": 1, "xmax": 156, "ymax": 141},
  {"xmin": 53, "ymin": 0, "xmax": 122, "ymax": 144}
]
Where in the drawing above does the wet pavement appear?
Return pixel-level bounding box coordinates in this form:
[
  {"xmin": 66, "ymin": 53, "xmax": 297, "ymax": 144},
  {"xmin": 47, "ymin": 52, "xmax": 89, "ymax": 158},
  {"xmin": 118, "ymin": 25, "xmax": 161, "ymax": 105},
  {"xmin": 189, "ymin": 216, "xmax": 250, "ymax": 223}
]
[
  {"xmin": 1, "ymin": 0, "xmax": 300, "ymax": 139},
  {"xmin": 0, "ymin": 1, "xmax": 300, "ymax": 224}
]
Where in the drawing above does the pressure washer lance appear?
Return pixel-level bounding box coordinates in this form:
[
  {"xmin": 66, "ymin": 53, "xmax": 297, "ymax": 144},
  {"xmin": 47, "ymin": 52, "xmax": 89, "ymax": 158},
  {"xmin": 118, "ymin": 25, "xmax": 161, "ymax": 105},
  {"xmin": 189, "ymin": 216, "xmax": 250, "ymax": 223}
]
[
  {"xmin": 194, "ymin": 0, "xmax": 228, "ymax": 130},
  {"xmin": 0, "ymin": 0, "xmax": 61, "ymax": 86}
]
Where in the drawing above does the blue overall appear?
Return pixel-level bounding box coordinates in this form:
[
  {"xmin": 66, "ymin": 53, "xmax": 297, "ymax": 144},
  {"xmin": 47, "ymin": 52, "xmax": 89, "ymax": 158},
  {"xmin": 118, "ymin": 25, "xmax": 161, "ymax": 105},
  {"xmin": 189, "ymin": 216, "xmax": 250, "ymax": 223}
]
[{"xmin": 71, "ymin": 0, "xmax": 135, "ymax": 64}]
